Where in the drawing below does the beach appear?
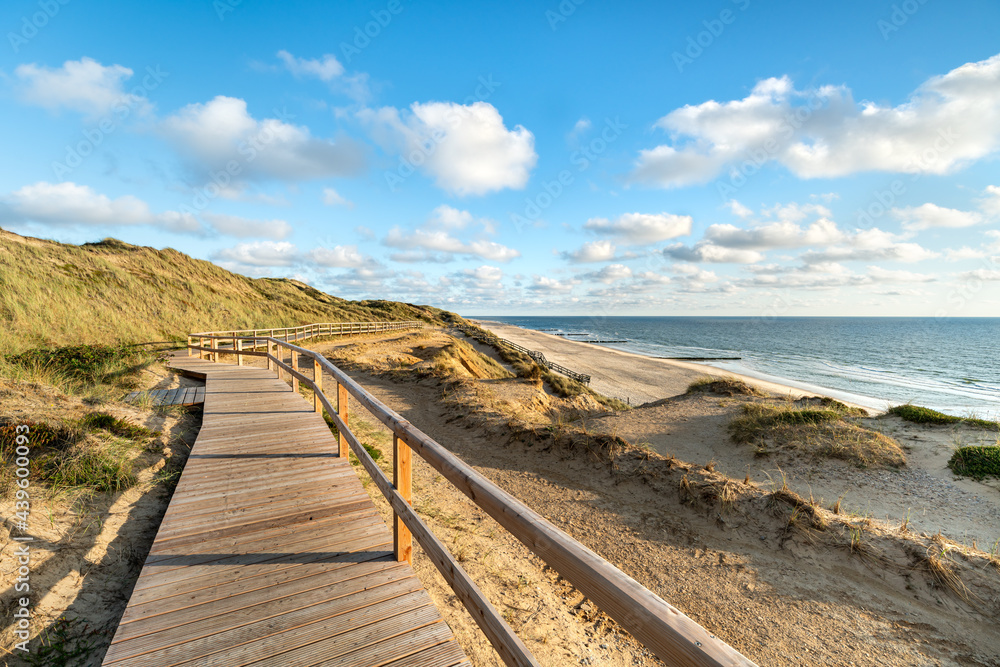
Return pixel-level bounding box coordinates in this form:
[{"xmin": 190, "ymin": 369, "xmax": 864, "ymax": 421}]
[
  {"xmin": 472, "ymin": 319, "xmax": 856, "ymax": 407},
  {"xmin": 473, "ymin": 319, "xmax": 1000, "ymax": 547}
]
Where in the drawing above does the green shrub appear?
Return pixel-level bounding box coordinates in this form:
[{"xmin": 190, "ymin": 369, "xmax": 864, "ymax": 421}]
[
  {"xmin": 80, "ymin": 412, "xmax": 159, "ymax": 439},
  {"xmin": 38, "ymin": 448, "xmax": 138, "ymax": 493},
  {"xmin": 0, "ymin": 419, "xmax": 78, "ymax": 454},
  {"xmin": 5, "ymin": 343, "xmax": 155, "ymax": 389},
  {"xmin": 888, "ymin": 404, "xmax": 999, "ymax": 431},
  {"xmin": 948, "ymin": 446, "xmax": 1000, "ymax": 480}
]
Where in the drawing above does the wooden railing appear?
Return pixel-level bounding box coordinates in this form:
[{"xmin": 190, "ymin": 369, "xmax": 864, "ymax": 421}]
[
  {"xmin": 458, "ymin": 325, "xmax": 592, "ymax": 384},
  {"xmin": 188, "ymin": 321, "xmax": 422, "ymax": 362},
  {"xmin": 186, "ymin": 322, "xmax": 756, "ymax": 667}
]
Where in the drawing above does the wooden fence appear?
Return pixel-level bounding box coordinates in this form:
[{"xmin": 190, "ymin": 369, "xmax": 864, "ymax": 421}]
[
  {"xmin": 457, "ymin": 325, "xmax": 592, "ymax": 385},
  {"xmin": 186, "ymin": 322, "xmax": 756, "ymax": 667}
]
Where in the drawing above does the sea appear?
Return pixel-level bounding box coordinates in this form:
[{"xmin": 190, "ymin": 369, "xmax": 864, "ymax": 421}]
[{"xmin": 478, "ymin": 316, "xmax": 1000, "ymax": 417}]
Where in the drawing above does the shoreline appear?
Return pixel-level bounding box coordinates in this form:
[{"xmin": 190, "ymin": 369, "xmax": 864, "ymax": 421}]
[{"xmin": 471, "ymin": 319, "xmax": 882, "ymax": 413}]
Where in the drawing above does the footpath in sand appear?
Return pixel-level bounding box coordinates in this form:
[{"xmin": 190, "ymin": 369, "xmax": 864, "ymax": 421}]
[{"xmin": 476, "ymin": 320, "xmax": 1000, "ymax": 548}]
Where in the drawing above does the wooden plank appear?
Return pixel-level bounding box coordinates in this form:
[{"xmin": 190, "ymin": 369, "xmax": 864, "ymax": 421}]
[
  {"xmin": 394, "ymin": 433, "xmax": 412, "ymax": 564},
  {"xmin": 107, "ymin": 567, "xmax": 422, "ymax": 652},
  {"xmin": 103, "ymin": 353, "xmax": 467, "ymax": 667}
]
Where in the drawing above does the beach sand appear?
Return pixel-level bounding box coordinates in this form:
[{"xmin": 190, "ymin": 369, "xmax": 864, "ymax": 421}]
[
  {"xmin": 473, "ymin": 319, "xmax": 847, "ymax": 407},
  {"xmin": 474, "ymin": 319, "xmax": 1000, "ymax": 547}
]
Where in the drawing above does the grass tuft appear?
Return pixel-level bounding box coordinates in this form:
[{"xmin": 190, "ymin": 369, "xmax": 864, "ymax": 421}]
[
  {"xmin": 947, "ymin": 445, "xmax": 1000, "ymax": 480},
  {"xmin": 730, "ymin": 403, "xmax": 905, "ymax": 468},
  {"xmin": 888, "ymin": 404, "xmax": 999, "ymax": 431},
  {"xmin": 80, "ymin": 412, "xmax": 160, "ymax": 440},
  {"xmin": 686, "ymin": 376, "xmax": 767, "ymax": 397}
]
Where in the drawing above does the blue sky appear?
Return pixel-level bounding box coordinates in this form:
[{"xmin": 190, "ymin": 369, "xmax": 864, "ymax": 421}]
[{"xmin": 1, "ymin": 0, "xmax": 999, "ymax": 317}]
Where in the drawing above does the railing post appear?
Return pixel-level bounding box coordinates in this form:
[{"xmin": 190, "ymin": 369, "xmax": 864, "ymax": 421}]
[
  {"xmin": 187, "ymin": 336, "xmax": 193, "ymax": 357},
  {"xmin": 236, "ymin": 338, "xmax": 243, "ymax": 366},
  {"xmin": 210, "ymin": 337, "xmax": 218, "ymax": 363},
  {"xmin": 313, "ymin": 354, "xmax": 323, "ymax": 414},
  {"xmin": 394, "ymin": 433, "xmax": 412, "ymax": 563},
  {"xmin": 290, "ymin": 348, "xmax": 299, "ymax": 393},
  {"xmin": 266, "ymin": 338, "xmax": 272, "ymax": 371},
  {"xmin": 337, "ymin": 382, "xmax": 349, "ymax": 458},
  {"xmin": 272, "ymin": 340, "xmax": 280, "ymax": 377}
]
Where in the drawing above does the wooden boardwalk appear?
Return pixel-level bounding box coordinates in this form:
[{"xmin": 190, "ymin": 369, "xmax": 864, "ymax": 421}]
[
  {"xmin": 103, "ymin": 356, "xmax": 469, "ymax": 667},
  {"xmin": 124, "ymin": 386, "xmax": 206, "ymax": 407}
]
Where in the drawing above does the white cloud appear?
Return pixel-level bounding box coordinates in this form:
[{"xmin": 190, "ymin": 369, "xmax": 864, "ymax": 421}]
[
  {"xmin": 891, "ymin": 203, "xmax": 982, "ymax": 230},
  {"xmin": 867, "ymin": 266, "xmax": 936, "ymax": 283},
  {"xmin": 583, "ymin": 212, "xmax": 692, "ymax": 244},
  {"xmin": 363, "ymin": 101, "xmax": 536, "ymax": 195},
  {"xmin": 0, "ymin": 181, "xmax": 200, "ymax": 233},
  {"xmin": 427, "ymin": 205, "xmax": 473, "ymax": 229},
  {"xmin": 213, "ymin": 241, "xmax": 299, "ymax": 267},
  {"xmin": 725, "ymin": 200, "xmax": 753, "ymax": 218},
  {"xmin": 663, "ymin": 242, "xmax": 764, "ymax": 264},
  {"xmin": 945, "ymin": 247, "xmax": 988, "ymax": 261},
  {"xmin": 562, "ymin": 239, "xmax": 617, "ymax": 263},
  {"xmin": 635, "ymin": 270, "xmax": 672, "ymax": 285},
  {"xmin": 304, "ymin": 245, "xmax": 366, "ymax": 268},
  {"xmin": 14, "ymin": 57, "xmax": 149, "ymax": 117},
  {"xmin": 584, "ymin": 264, "xmax": 632, "ymax": 284},
  {"xmin": 161, "ymin": 96, "xmax": 364, "ymax": 182},
  {"xmin": 632, "ymin": 53, "xmax": 1000, "ymax": 187},
  {"xmin": 322, "ymin": 187, "xmax": 354, "ymax": 208},
  {"xmin": 204, "ymin": 213, "xmax": 292, "ymax": 239},
  {"xmin": 528, "ymin": 276, "xmax": 578, "ymax": 293},
  {"xmin": 383, "ymin": 228, "xmax": 520, "ymax": 262},
  {"xmin": 978, "ymin": 185, "xmax": 1000, "ymax": 218},
  {"xmin": 276, "ymin": 51, "xmax": 344, "ymax": 81},
  {"xmin": 762, "ymin": 202, "xmax": 833, "ymax": 222},
  {"xmin": 705, "ymin": 218, "xmax": 844, "ymax": 249},
  {"xmin": 672, "ymin": 263, "xmax": 721, "ymax": 284},
  {"xmin": 803, "ymin": 242, "xmax": 938, "ymax": 264},
  {"xmin": 958, "ymin": 262, "xmax": 1000, "ymax": 281},
  {"xmin": 461, "ymin": 265, "xmax": 504, "ymax": 288}
]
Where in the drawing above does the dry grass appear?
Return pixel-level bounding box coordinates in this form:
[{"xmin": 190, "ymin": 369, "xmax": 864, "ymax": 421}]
[
  {"xmin": 686, "ymin": 376, "xmax": 768, "ymax": 398},
  {"xmin": 0, "ymin": 230, "xmax": 443, "ymax": 354},
  {"xmin": 431, "ymin": 339, "xmax": 513, "ymax": 380},
  {"xmin": 730, "ymin": 403, "xmax": 906, "ymax": 468}
]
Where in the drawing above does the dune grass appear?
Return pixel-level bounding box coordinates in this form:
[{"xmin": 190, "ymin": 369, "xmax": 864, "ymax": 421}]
[
  {"xmin": 0, "ymin": 230, "xmax": 442, "ymax": 355},
  {"xmin": 888, "ymin": 404, "xmax": 1000, "ymax": 431},
  {"xmin": 686, "ymin": 376, "xmax": 768, "ymax": 398},
  {"xmin": 948, "ymin": 446, "xmax": 1000, "ymax": 480},
  {"xmin": 730, "ymin": 403, "xmax": 906, "ymax": 468},
  {"xmin": 0, "ymin": 412, "xmax": 160, "ymax": 495},
  {"xmin": 458, "ymin": 323, "xmax": 628, "ymax": 410}
]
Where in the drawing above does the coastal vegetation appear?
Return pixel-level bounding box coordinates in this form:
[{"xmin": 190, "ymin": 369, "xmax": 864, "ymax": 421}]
[
  {"xmin": 457, "ymin": 322, "xmax": 628, "ymax": 410},
  {"xmin": 888, "ymin": 403, "xmax": 1000, "ymax": 431},
  {"xmin": 948, "ymin": 445, "xmax": 1000, "ymax": 480},
  {"xmin": 686, "ymin": 375, "xmax": 767, "ymax": 397},
  {"xmin": 728, "ymin": 401, "xmax": 906, "ymax": 468},
  {"xmin": 0, "ymin": 229, "xmax": 444, "ymax": 355}
]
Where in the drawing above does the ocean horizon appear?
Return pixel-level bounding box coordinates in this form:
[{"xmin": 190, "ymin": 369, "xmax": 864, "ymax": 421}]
[{"xmin": 473, "ymin": 316, "xmax": 1000, "ymax": 417}]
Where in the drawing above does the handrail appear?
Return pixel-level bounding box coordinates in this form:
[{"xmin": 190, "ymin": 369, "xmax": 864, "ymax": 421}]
[
  {"xmin": 186, "ymin": 323, "xmax": 757, "ymax": 667},
  {"xmin": 458, "ymin": 325, "xmax": 592, "ymax": 384}
]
